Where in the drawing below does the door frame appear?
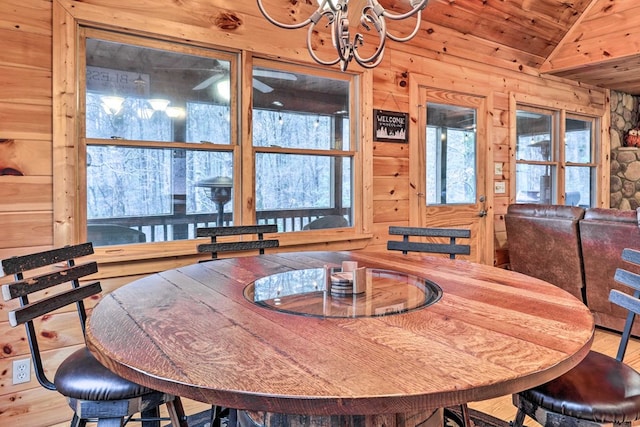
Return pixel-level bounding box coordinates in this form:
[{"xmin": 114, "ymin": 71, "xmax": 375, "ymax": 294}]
[{"xmin": 409, "ymin": 75, "xmax": 495, "ymax": 265}]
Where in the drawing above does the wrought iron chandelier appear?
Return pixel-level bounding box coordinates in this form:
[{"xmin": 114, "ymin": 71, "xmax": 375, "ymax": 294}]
[{"xmin": 256, "ymin": 0, "xmax": 429, "ymax": 71}]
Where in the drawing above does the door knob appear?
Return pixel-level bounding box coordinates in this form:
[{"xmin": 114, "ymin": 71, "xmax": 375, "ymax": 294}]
[{"xmin": 478, "ymin": 195, "xmax": 487, "ymax": 216}]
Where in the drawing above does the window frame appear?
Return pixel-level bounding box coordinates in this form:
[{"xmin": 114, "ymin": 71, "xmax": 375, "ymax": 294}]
[
  {"xmin": 511, "ymin": 94, "xmax": 604, "ymax": 208},
  {"xmin": 53, "ymin": 9, "xmax": 372, "ymax": 259},
  {"xmin": 248, "ymin": 57, "xmax": 358, "ymax": 229},
  {"xmin": 424, "ymin": 102, "xmax": 478, "ymax": 206},
  {"xmin": 81, "ymin": 28, "xmax": 240, "ymax": 244}
]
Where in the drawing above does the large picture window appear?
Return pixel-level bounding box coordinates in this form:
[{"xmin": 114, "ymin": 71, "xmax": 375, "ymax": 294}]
[{"xmin": 82, "ymin": 30, "xmax": 356, "ymax": 246}]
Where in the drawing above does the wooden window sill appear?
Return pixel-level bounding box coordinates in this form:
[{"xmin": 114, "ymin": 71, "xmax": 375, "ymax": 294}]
[{"xmin": 93, "ymin": 231, "xmax": 373, "ymax": 265}]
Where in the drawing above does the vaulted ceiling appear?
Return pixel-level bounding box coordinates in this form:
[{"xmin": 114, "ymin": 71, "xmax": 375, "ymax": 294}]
[{"xmin": 401, "ymin": 0, "xmax": 640, "ymax": 94}]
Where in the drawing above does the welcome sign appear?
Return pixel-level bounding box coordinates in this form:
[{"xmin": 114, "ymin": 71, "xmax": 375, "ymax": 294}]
[{"xmin": 374, "ymin": 109, "xmax": 409, "ymax": 142}]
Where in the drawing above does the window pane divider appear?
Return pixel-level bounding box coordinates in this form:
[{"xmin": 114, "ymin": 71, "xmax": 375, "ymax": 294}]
[
  {"xmin": 565, "ymin": 161, "xmax": 597, "ymax": 167},
  {"xmin": 86, "ymin": 138, "xmax": 234, "ymax": 151},
  {"xmin": 514, "ymin": 160, "xmax": 557, "ymax": 166},
  {"xmin": 254, "ymin": 146, "xmax": 355, "ymax": 156}
]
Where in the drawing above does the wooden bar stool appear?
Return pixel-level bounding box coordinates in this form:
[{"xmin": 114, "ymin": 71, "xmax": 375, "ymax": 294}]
[
  {"xmin": 512, "ymin": 247, "xmax": 640, "ymax": 427},
  {"xmin": 387, "ymin": 226, "xmax": 471, "ymax": 427},
  {"xmin": 196, "ymin": 224, "xmax": 279, "ymax": 426},
  {"xmin": 1, "ymin": 243, "xmax": 188, "ymax": 427}
]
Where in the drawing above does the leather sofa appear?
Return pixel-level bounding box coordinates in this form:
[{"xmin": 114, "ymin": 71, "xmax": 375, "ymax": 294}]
[
  {"xmin": 580, "ymin": 208, "xmax": 640, "ymax": 334},
  {"xmin": 505, "ymin": 204, "xmax": 640, "ymax": 335},
  {"xmin": 505, "ymin": 203, "xmax": 586, "ymax": 303}
]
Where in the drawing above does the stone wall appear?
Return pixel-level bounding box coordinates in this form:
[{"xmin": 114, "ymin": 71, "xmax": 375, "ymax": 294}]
[
  {"xmin": 610, "ymin": 90, "xmax": 640, "ymax": 209},
  {"xmin": 610, "ymin": 90, "xmax": 640, "ymax": 149}
]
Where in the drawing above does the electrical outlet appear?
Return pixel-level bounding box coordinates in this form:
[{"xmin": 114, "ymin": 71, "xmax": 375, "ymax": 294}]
[{"xmin": 12, "ymin": 358, "xmax": 31, "ymax": 385}]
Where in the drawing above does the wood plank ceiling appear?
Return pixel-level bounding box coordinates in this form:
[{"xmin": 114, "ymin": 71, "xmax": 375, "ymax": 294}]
[{"xmin": 380, "ymin": 0, "xmax": 640, "ymax": 95}]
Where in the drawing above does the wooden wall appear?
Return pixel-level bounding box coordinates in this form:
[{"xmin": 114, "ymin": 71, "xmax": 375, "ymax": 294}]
[
  {"xmin": 364, "ymin": 45, "xmax": 609, "ymax": 253},
  {"xmin": 0, "ymin": 0, "xmax": 608, "ymax": 425}
]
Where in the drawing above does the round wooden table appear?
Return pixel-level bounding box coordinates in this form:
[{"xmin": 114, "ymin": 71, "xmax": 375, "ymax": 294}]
[{"xmin": 86, "ymin": 251, "xmax": 594, "ymax": 426}]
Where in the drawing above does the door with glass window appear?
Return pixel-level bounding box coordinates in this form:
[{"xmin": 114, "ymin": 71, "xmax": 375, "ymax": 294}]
[{"xmin": 415, "ymin": 88, "xmax": 489, "ymax": 264}]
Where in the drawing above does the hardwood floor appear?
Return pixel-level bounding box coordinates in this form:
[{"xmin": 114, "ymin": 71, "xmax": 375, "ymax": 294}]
[{"xmin": 49, "ymin": 327, "xmax": 635, "ymax": 427}]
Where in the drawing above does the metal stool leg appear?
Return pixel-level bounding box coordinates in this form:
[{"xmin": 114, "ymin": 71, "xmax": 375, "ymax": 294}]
[
  {"xmin": 511, "ymin": 408, "xmax": 526, "ymax": 427},
  {"xmin": 209, "ymin": 405, "xmax": 219, "ymax": 427},
  {"xmin": 167, "ymin": 397, "xmax": 189, "ymax": 427},
  {"xmin": 443, "ymin": 404, "xmax": 472, "ymax": 427},
  {"xmin": 460, "ymin": 404, "xmax": 472, "ymax": 427},
  {"xmin": 141, "ymin": 407, "xmax": 160, "ymax": 427},
  {"xmin": 228, "ymin": 409, "xmax": 238, "ymax": 427}
]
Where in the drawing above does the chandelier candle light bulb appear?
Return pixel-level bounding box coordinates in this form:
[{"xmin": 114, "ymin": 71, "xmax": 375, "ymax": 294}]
[{"xmin": 256, "ymin": 0, "xmax": 429, "ymax": 71}]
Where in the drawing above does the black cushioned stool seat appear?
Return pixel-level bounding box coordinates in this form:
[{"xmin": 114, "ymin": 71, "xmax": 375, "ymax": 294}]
[
  {"xmin": 55, "ymin": 347, "xmax": 153, "ymax": 400},
  {"xmin": 518, "ymin": 351, "xmax": 640, "ymax": 424}
]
